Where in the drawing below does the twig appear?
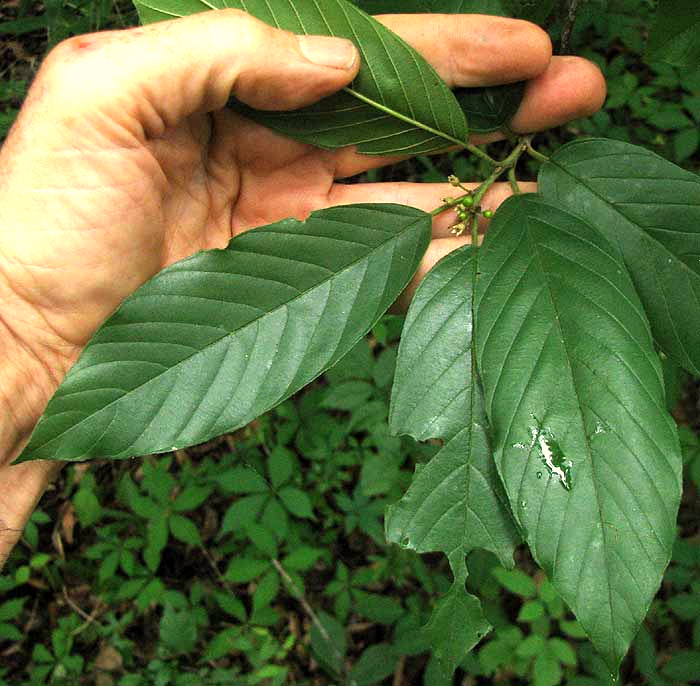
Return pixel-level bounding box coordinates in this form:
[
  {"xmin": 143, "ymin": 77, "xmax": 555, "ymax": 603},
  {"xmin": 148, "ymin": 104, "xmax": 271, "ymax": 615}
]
[
  {"xmin": 63, "ymin": 587, "xmax": 92, "ymax": 621},
  {"xmin": 560, "ymin": 0, "xmax": 580, "ymax": 54},
  {"xmin": 63, "ymin": 587, "xmax": 103, "ymax": 636},
  {"xmin": 508, "ymin": 167, "xmax": 521, "ymax": 194},
  {"xmin": 200, "ymin": 545, "xmax": 238, "ymax": 594},
  {"xmin": 348, "ymin": 621, "xmax": 374, "ymax": 633},
  {"xmin": 393, "ymin": 655, "xmax": 406, "ymax": 686},
  {"xmin": 525, "ymin": 139, "xmax": 550, "ymax": 164},
  {"xmin": 430, "ymin": 135, "xmax": 532, "ymax": 223},
  {"xmin": 272, "ymin": 558, "xmax": 346, "ymax": 674}
]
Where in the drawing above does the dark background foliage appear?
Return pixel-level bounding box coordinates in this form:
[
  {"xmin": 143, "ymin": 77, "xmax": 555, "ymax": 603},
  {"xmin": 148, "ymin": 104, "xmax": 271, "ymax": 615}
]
[{"xmin": 0, "ymin": 0, "xmax": 698, "ymax": 684}]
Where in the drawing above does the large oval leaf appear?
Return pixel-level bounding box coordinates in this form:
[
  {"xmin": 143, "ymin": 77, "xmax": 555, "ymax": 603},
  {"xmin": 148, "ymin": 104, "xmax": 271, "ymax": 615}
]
[
  {"xmin": 389, "ymin": 244, "xmax": 474, "ymax": 443},
  {"xmin": 388, "ymin": 245, "xmax": 519, "ymax": 566},
  {"xmin": 539, "ymin": 138, "xmax": 700, "ymax": 375},
  {"xmin": 18, "ymin": 204, "xmax": 431, "ymax": 463},
  {"xmin": 133, "ymin": 0, "xmax": 468, "ymax": 156},
  {"xmin": 475, "ymin": 195, "xmax": 682, "ymax": 671},
  {"xmin": 387, "ymin": 245, "xmax": 519, "ymax": 674}
]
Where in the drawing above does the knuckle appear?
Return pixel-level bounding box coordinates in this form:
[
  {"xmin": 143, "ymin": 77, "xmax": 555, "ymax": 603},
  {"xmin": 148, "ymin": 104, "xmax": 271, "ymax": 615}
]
[
  {"xmin": 210, "ymin": 8, "xmax": 274, "ymax": 48},
  {"xmin": 39, "ymin": 33, "xmax": 108, "ymax": 99}
]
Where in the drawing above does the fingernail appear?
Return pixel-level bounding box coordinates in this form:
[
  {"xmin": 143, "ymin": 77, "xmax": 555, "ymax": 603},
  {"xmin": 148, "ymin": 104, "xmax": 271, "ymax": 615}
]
[{"xmin": 298, "ymin": 35, "xmax": 358, "ymax": 70}]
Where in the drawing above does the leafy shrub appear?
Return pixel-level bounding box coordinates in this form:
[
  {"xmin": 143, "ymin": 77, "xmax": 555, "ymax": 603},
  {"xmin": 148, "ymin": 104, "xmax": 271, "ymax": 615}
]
[{"xmin": 2, "ymin": 0, "xmax": 700, "ymax": 684}]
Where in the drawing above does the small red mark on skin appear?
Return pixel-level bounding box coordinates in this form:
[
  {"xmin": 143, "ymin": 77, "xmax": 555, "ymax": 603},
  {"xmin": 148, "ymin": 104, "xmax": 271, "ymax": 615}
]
[{"xmin": 75, "ymin": 39, "xmax": 93, "ymax": 50}]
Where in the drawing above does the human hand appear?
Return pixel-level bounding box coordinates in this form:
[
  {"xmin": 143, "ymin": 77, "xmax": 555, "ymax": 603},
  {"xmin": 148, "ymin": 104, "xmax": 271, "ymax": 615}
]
[{"xmin": 0, "ymin": 9, "xmax": 605, "ymax": 566}]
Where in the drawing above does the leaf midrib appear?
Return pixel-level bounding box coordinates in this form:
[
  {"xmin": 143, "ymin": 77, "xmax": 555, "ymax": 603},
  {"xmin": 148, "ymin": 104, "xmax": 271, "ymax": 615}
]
[{"xmin": 30, "ymin": 211, "xmax": 429, "ymax": 455}]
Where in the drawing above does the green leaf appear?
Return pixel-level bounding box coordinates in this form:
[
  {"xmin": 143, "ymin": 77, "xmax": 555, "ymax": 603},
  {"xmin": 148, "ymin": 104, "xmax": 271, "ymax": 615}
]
[
  {"xmin": 216, "ymin": 467, "xmax": 269, "ymax": 495},
  {"xmin": 479, "ymin": 634, "xmax": 517, "ymax": 673},
  {"xmin": 252, "ymin": 570, "xmax": 280, "ymax": 611},
  {"xmin": 169, "ymin": 515, "xmax": 201, "ymax": 546},
  {"xmin": 310, "ymin": 611, "xmax": 347, "ymax": 677},
  {"xmin": 660, "ymin": 650, "xmax": 700, "ymax": 682},
  {"xmin": 517, "ymin": 600, "xmax": 545, "ymax": 622},
  {"xmin": 516, "ymin": 634, "xmax": 546, "ymax": 658},
  {"xmin": 214, "ymin": 591, "xmax": 247, "ymax": 621},
  {"xmin": 73, "ymin": 488, "xmax": 102, "ymax": 526},
  {"xmin": 246, "ymin": 522, "xmax": 278, "ymax": 557},
  {"xmin": 267, "ymin": 447, "xmax": 294, "ymax": 490},
  {"xmin": 220, "ymin": 494, "xmax": 267, "ymax": 535},
  {"xmin": 0, "ymin": 597, "xmax": 25, "ymax": 622},
  {"xmin": 646, "ymin": 0, "xmax": 700, "ymax": 69},
  {"xmin": 387, "ymin": 244, "xmax": 518, "ymax": 674},
  {"xmin": 359, "ymin": 452, "xmax": 400, "ymax": 496},
  {"xmin": 669, "ymin": 593, "xmax": 700, "ymax": 620},
  {"xmin": 560, "ymin": 619, "xmax": 587, "ymax": 640},
  {"xmin": 492, "ymin": 567, "xmax": 537, "ymax": 598},
  {"xmin": 283, "ymin": 546, "xmax": 323, "ymax": 571},
  {"xmin": 20, "ymin": 204, "xmax": 430, "ymax": 462},
  {"xmin": 126, "ymin": 492, "xmax": 161, "ymax": 520},
  {"xmin": 424, "ymin": 558, "xmax": 491, "ymax": 677},
  {"xmin": 475, "ymin": 194, "xmax": 683, "ymax": 670},
  {"xmin": 160, "ymin": 605, "xmax": 198, "ymax": 654},
  {"xmin": 387, "ymin": 245, "xmax": 519, "ymax": 563},
  {"xmin": 390, "ymin": 244, "xmax": 475, "ymax": 442},
  {"xmin": 454, "ymin": 82, "xmax": 525, "ymax": 135},
  {"xmin": 325, "ymin": 338, "xmax": 373, "ymax": 383},
  {"xmin": 534, "ymin": 650, "xmax": 563, "ymax": 686},
  {"xmin": 224, "ymin": 557, "xmax": 269, "ymax": 584},
  {"xmin": 134, "ymin": 0, "xmax": 468, "ymax": 156},
  {"xmin": 353, "ymin": 590, "xmax": 404, "ymax": 624},
  {"xmin": 647, "ymin": 106, "xmax": 694, "ymax": 131},
  {"xmin": 99, "ymin": 551, "xmax": 120, "ymax": 585},
  {"xmin": 321, "ymin": 380, "xmax": 374, "ymax": 411},
  {"xmin": 172, "ymin": 485, "xmax": 212, "ymax": 512},
  {"xmin": 353, "ymin": 0, "xmax": 523, "ymax": 134},
  {"xmin": 145, "ymin": 512, "xmax": 169, "ymax": 570},
  {"xmin": 279, "ymin": 486, "xmax": 314, "ymax": 519},
  {"xmin": 633, "ymin": 625, "xmax": 658, "ymax": 678},
  {"xmin": 548, "ymin": 638, "xmax": 577, "ymax": 667},
  {"xmin": 0, "ymin": 623, "xmax": 23, "ymax": 641},
  {"xmin": 349, "ymin": 644, "xmax": 398, "ymax": 685},
  {"xmin": 538, "ymin": 138, "xmax": 700, "ymax": 375},
  {"xmin": 203, "ymin": 627, "xmax": 243, "ymax": 661},
  {"xmin": 32, "ymin": 643, "xmax": 54, "ymax": 663}
]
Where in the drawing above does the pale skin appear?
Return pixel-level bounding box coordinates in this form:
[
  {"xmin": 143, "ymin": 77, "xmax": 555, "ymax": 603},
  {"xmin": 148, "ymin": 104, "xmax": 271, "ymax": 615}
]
[{"xmin": 0, "ymin": 10, "xmax": 606, "ymax": 567}]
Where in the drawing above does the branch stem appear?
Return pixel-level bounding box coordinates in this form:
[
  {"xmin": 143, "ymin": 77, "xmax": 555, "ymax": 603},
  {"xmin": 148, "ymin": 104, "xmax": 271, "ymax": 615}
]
[
  {"xmin": 430, "ymin": 136, "xmax": 534, "ymax": 224},
  {"xmin": 560, "ymin": 0, "xmax": 580, "ymax": 55},
  {"xmin": 272, "ymin": 558, "xmax": 346, "ymax": 675},
  {"xmin": 525, "ymin": 140, "xmax": 550, "ymax": 164}
]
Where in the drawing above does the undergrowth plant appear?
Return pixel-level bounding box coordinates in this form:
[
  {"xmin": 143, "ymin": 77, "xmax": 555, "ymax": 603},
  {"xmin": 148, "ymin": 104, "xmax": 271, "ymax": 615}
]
[{"xmin": 14, "ymin": 0, "xmax": 700, "ymax": 681}]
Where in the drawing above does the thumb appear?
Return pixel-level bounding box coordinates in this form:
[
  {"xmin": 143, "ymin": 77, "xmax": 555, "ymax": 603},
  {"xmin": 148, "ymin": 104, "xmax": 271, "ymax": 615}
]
[{"xmin": 37, "ymin": 9, "xmax": 360, "ymax": 137}]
